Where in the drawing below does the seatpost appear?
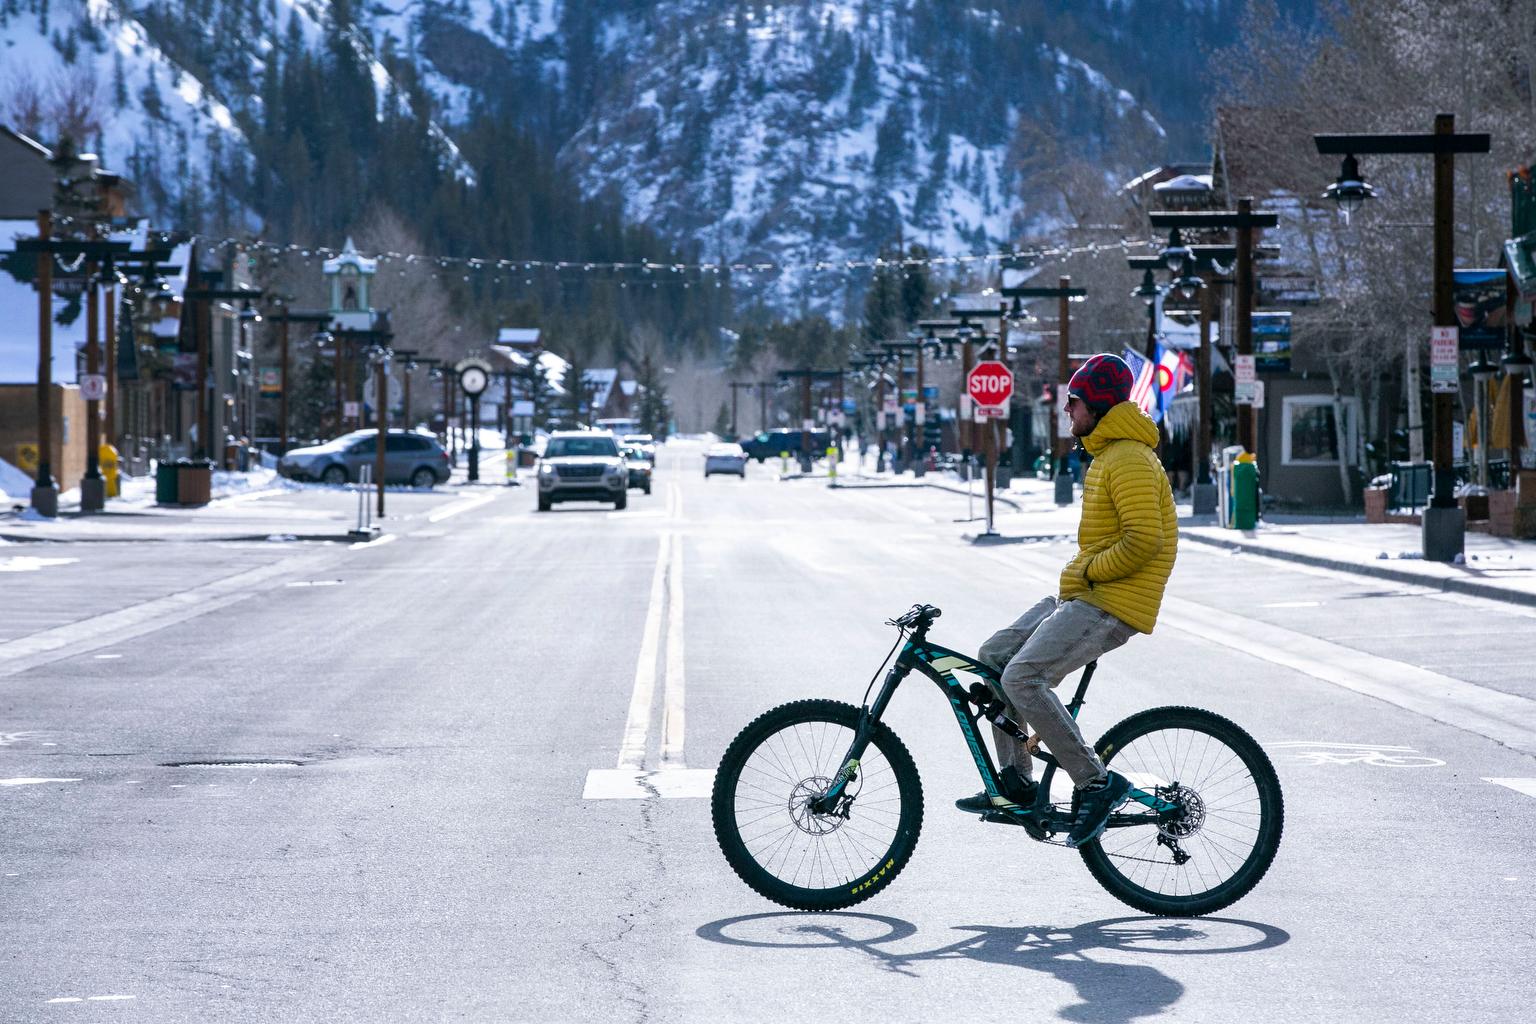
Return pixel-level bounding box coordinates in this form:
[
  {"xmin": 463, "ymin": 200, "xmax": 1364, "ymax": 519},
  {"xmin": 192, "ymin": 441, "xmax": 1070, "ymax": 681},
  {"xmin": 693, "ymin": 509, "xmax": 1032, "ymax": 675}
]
[{"xmin": 1065, "ymin": 660, "xmax": 1097, "ymax": 715}]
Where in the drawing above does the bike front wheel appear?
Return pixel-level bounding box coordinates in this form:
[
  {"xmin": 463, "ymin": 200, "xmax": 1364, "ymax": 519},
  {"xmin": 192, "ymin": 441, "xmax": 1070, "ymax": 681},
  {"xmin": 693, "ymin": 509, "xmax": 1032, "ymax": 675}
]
[
  {"xmin": 1079, "ymin": 706, "xmax": 1284, "ymax": 917},
  {"xmin": 711, "ymin": 699, "xmax": 923, "ymax": 911}
]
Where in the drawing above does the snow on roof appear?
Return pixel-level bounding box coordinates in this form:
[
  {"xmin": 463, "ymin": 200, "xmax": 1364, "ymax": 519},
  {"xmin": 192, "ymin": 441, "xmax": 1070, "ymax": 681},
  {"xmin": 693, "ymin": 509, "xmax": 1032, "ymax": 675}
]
[
  {"xmin": 323, "ymin": 237, "xmax": 377, "ymax": 275},
  {"xmin": 618, "ymin": 380, "xmax": 638, "ymax": 397},
  {"xmin": 1153, "ymin": 173, "xmax": 1213, "ymax": 194},
  {"xmin": 497, "ymin": 327, "xmax": 541, "ymax": 346},
  {"xmin": 499, "ymin": 346, "xmax": 570, "ymax": 395},
  {"xmin": 583, "ymin": 367, "xmax": 618, "ymax": 409}
]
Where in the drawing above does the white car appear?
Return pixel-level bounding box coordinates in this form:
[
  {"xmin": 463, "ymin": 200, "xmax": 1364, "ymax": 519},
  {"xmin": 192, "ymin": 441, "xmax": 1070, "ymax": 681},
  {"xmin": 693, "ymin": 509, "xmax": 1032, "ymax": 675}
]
[
  {"xmin": 537, "ymin": 431, "xmax": 629, "ymax": 510},
  {"xmin": 704, "ymin": 442, "xmax": 748, "ymax": 478}
]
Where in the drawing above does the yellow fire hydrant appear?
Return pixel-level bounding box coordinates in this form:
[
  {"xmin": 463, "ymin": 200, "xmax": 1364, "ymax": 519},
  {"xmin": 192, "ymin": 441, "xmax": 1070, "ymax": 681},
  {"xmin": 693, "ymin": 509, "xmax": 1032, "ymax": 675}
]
[{"xmin": 99, "ymin": 443, "xmax": 121, "ymax": 498}]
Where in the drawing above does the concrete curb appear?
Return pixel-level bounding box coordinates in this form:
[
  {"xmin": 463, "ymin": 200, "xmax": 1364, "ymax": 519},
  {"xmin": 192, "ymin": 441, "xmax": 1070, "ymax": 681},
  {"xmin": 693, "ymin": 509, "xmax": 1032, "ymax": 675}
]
[{"xmin": 1179, "ymin": 529, "xmax": 1536, "ymax": 609}]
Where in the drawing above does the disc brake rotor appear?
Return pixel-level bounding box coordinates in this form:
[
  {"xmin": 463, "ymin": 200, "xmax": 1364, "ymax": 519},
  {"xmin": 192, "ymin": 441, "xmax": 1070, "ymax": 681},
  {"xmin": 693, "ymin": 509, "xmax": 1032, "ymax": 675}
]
[{"xmin": 788, "ymin": 776, "xmax": 847, "ymax": 835}]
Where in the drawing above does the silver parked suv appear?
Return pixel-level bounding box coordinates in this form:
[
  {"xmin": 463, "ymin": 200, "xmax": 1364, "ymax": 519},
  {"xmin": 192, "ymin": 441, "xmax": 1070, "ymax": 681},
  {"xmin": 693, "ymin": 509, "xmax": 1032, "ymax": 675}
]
[{"xmin": 537, "ymin": 431, "xmax": 629, "ymax": 511}]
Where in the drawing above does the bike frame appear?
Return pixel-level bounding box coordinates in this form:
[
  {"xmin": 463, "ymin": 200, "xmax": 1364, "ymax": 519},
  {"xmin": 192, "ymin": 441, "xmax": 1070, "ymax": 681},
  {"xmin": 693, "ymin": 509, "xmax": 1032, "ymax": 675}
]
[{"xmin": 814, "ymin": 621, "xmax": 1178, "ymax": 832}]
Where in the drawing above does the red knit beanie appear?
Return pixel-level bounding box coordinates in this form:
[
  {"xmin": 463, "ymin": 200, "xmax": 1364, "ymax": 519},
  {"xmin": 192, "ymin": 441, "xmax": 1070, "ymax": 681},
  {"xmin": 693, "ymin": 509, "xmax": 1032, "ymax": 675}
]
[{"xmin": 1067, "ymin": 354, "xmax": 1134, "ymax": 415}]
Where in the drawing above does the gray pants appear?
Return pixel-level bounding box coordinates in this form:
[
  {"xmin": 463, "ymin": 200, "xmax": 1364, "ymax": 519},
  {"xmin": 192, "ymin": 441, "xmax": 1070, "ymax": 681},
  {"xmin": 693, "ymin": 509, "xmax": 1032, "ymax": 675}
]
[{"xmin": 977, "ymin": 597, "xmax": 1137, "ymax": 788}]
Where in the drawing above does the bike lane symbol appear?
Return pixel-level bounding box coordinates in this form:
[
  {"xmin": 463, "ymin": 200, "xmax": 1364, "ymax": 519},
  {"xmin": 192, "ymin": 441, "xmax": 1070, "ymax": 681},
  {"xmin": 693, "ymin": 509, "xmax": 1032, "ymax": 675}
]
[{"xmin": 1269, "ymin": 741, "xmax": 1445, "ymax": 768}]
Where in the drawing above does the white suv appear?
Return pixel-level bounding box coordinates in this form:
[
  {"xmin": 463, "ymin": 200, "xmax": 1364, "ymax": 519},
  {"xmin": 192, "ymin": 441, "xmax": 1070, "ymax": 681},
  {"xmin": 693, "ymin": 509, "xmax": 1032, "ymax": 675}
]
[{"xmin": 537, "ymin": 431, "xmax": 629, "ymax": 511}]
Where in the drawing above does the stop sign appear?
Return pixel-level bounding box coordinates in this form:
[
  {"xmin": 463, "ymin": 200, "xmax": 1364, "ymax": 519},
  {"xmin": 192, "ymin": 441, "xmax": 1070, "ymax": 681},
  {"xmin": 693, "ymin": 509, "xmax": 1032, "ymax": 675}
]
[{"xmin": 967, "ymin": 361, "xmax": 1013, "ymax": 406}]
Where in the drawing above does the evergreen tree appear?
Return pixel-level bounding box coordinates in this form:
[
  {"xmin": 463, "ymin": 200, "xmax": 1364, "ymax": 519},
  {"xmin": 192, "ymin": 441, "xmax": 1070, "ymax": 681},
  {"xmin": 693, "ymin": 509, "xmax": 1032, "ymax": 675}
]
[{"xmin": 711, "ymin": 400, "xmax": 731, "ymax": 438}]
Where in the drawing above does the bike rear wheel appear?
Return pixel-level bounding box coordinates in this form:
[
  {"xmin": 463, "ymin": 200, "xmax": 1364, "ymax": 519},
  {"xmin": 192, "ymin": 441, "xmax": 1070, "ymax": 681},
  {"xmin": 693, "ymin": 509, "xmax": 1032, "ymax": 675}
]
[
  {"xmin": 1079, "ymin": 706, "xmax": 1283, "ymax": 917},
  {"xmin": 712, "ymin": 699, "xmax": 923, "ymax": 911}
]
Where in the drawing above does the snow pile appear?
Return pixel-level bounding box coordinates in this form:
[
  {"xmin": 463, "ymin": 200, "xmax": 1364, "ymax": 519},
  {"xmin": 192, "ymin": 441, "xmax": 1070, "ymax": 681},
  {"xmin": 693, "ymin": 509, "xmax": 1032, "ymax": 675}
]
[{"xmin": 0, "ymin": 455, "xmax": 35, "ymax": 499}]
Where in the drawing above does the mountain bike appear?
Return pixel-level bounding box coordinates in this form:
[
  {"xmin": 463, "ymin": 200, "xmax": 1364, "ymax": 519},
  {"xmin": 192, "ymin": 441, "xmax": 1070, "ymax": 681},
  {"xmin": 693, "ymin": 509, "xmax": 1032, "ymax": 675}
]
[{"xmin": 711, "ymin": 604, "xmax": 1284, "ymax": 917}]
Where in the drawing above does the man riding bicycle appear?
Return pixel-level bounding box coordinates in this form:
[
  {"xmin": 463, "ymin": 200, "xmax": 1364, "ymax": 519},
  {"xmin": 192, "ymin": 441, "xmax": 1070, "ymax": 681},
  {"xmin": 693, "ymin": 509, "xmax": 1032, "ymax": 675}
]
[{"xmin": 956, "ymin": 353, "xmax": 1178, "ymax": 847}]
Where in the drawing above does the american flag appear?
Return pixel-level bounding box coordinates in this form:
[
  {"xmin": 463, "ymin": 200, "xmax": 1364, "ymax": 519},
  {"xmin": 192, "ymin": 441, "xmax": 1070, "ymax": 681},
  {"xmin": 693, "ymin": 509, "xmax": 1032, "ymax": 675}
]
[{"xmin": 1121, "ymin": 347, "xmax": 1160, "ymax": 422}]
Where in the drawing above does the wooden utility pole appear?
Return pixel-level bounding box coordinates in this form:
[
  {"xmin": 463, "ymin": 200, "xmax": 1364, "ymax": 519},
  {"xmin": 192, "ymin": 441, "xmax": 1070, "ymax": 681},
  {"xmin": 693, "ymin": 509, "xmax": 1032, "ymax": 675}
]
[{"xmin": 34, "ymin": 210, "xmax": 55, "ymax": 507}]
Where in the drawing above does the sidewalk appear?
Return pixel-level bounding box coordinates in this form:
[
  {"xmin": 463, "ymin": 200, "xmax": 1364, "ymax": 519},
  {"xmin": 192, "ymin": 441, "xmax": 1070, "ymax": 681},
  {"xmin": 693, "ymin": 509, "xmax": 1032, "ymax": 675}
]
[
  {"xmin": 0, "ymin": 466, "xmax": 508, "ymax": 544},
  {"xmin": 1178, "ymin": 514, "xmax": 1536, "ymax": 607},
  {"xmin": 816, "ymin": 459, "xmax": 1536, "ymax": 606}
]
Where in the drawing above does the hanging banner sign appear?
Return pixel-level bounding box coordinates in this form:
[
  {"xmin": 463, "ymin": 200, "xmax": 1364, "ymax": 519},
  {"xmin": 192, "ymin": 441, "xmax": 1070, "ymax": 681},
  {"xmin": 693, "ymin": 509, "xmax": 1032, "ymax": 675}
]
[
  {"xmin": 1252, "ymin": 312, "xmax": 1292, "ymax": 372},
  {"xmin": 1430, "ymin": 326, "xmax": 1459, "ymax": 393},
  {"xmin": 258, "ymin": 367, "xmax": 282, "ymax": 395},
  {"xmin": 1453, "ymin": 269, "xmax": 1507, "ymax": 350},
  {"xmin": 882, "ymin": 396, "xmax": 898, "ymax": 415}
]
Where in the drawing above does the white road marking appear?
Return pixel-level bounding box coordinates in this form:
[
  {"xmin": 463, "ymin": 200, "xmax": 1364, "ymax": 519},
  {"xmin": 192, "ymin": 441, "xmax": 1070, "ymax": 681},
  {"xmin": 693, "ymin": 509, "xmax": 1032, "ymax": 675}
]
[
  {"xmin": 426, "ymin": 492, "xmax": 496, "ymax": 523},
  {"xmin": 92, "ymin": 653, "xmax": 123, "ymax": 659},
  {"xmin": 988, "ymin": 545, "xmax": 1536, "ymax": 757},
  {"xmin": 617, "ymin": 534, "xmax": 671, "ymax": 770},
  {"xmin": 0, "ymin": 557, "xmax": 79, "ymax": 572},
  {"xmin": 0, "ymin": 778, "xmax": 82, "ymax": 787},
  {"xmin": 601, "ymin": 526, "xmax": 691, "ymax": 792},
  {"xmin": 46, "ymin": 995, "xmax": 135, "ymax": 1004},
  {"xmin": 0, "ymin": 553, "xmax": 336, "ymax": 680},
  {"xmin": 583, "ymin": 768, "xmax": 714, "ymax": 799},
  {"xmin": 1484, "ymin": 778, "xmax": 1536, "ymax": 799},
  {"xmin": 661, "ymin": 536, "xmax": 686, "ymax": 768},
  {"xmin": 285, "ymin": 579, "xmax": 345, "ymax": 587}
]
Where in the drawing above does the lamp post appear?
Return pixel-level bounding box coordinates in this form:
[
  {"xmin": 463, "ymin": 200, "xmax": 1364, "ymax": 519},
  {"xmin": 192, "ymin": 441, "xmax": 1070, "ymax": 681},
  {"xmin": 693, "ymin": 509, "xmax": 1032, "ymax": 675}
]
[
  {"xmin": 183, "ymin": 281, "xmax": 262, "ymax": 461},
  {"xmin": 1149, "ymin": 201, "xmax": 1280, "ymax": 456},
  {"xmin": 1315, "ymin": 114, "xmax": 1492, "ymax": 561},
  {"xmin": 728, "ymin": 380, "xmax": 755, "ymax": 440},
  {"xmin": 369, "ymin": 344, "xmax": 391, "ymax": 518},
  {"xmin": 267, "ymin": 306, "xmax": 332, "ymax": 454},
  {"xmin": 776, "ymin": 369, "xmax": 841, "ymax": 471},
  {"xmin": 11, "ymin": 214, "xmax": 127, "ymax": 516},
  {"xmin": 1000, "ymin": 280, "xmax": 1087, "ymax": 504},
  {"xmin": 109, "ymin": 249, "xmax": 175, "ymax": 456}
]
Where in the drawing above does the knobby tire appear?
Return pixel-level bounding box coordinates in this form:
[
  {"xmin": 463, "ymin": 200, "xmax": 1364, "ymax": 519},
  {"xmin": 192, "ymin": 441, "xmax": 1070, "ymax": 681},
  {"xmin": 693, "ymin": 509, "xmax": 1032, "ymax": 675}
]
[
  {"xmin": 1078, "ymin": 706, "xmax": 1284, "ymax": 917},
  {"xmin": 712, "ymin": 699, "xmax": 923, "ymax": 911}
]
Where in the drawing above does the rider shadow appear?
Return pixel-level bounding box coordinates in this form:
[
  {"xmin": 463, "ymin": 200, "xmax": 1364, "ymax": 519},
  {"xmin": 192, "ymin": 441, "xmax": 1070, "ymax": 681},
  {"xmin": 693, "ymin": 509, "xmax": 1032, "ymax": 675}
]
[{"xmin": 697, "ymin": 912, "xmax": 1290, "ymax": 1024}]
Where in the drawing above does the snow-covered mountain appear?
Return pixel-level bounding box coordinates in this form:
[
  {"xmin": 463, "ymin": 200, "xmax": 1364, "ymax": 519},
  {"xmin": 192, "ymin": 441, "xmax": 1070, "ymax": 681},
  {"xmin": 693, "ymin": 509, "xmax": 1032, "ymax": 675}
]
[
  {"xmin": 1, "ymin": 0, "xmax": 1293, "ymax": 316},
  {"xmin": 394, "ymin": 0, "xmax": 1255, "ymax": 314}
]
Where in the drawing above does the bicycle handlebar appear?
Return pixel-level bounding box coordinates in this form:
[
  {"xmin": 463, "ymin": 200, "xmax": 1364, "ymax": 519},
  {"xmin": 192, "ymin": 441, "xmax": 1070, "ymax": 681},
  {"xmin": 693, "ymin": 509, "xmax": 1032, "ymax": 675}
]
[{"xmin": 888, "ymin": 603, "xmax": 942, "ymax": 629}]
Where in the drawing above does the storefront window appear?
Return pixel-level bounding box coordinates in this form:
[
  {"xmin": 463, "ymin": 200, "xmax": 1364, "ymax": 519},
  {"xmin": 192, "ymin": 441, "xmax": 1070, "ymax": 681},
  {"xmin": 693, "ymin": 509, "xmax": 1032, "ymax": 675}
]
[{"xmin": 1282, "ymin": 396, "xmax": 1358, "ymax": 465}]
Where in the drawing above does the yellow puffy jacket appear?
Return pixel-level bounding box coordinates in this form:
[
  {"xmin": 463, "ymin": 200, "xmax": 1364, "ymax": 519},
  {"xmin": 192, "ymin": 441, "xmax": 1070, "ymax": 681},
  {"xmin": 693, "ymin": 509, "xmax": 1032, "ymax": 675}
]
[{"xmin": 1058, "ymin": 401, "xmax": 1178, "ymax": 633}]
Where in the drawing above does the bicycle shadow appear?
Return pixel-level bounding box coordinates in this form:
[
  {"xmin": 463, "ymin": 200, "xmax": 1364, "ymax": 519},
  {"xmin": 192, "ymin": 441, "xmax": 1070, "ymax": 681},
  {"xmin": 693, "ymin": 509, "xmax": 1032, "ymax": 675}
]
[{"xmin": 696, "ymin": 912, "xmax": 1290, "ymax": 1024}]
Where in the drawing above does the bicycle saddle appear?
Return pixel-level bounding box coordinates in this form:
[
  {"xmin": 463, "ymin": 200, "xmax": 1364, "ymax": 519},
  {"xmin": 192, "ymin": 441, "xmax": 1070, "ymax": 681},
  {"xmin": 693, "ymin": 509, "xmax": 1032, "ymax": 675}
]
[{"xmin": 889, "ymin": 604, "xmax": 942, "ymax": 629}]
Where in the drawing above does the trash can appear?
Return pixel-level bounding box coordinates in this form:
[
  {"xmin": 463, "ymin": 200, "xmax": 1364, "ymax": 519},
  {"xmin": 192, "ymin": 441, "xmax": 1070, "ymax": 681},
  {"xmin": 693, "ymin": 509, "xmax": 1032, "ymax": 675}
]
[
  {"xmin": 155, "ymin": 460, "xmax": 179, "ymax": 505},
  {"xmin": 177, "ymin": 458, "xmax": 213, "ymax": 506},
  {"xmin": 1232, "ymin": 454, "xmax": 1259, "ymax": 530}
]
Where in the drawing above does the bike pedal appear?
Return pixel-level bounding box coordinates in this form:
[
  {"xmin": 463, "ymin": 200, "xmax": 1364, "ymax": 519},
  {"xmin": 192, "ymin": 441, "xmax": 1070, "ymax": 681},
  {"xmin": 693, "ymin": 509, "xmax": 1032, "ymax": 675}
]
[{"xmin": 980, "ymin": 810, "xmax": 1050, "ymax": 841}]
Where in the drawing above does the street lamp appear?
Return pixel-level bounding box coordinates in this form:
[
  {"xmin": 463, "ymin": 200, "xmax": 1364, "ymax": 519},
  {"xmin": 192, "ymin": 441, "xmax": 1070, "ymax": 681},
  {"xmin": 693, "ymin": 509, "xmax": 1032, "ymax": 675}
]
[
  {"xmin": 1321, "ymin": 154, "xmax": 1376, "ymax": 222},
  {"xmin": 1159, "ymin": 227, "xmax": 1194, "ymax": 277},
  {"xmin": 1315, "ymin": 114, "xmax": 1492, "ymax": 562},
  {"xmin": 1000, "ymin": 280, "xmax": 1087, "ymax": 506}
]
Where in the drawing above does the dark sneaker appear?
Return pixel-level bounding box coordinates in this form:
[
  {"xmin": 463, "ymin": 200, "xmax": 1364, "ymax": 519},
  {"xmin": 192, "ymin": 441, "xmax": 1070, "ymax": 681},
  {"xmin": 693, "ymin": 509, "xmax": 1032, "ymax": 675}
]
[
  {"xmin": 1065, "ymin": 771, "xmax": 1133, "ymax": 848},
  {"xmin": 956, "ymin": 767, "xmax": 1037, "ymax": 814}
]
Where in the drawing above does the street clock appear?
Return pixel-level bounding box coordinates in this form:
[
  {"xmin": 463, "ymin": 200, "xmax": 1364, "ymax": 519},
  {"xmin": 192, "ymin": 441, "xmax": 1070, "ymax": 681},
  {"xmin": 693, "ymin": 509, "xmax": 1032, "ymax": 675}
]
[{"xmin": 456, "ymin": 357, "xmax": 492, "ymax": 397}]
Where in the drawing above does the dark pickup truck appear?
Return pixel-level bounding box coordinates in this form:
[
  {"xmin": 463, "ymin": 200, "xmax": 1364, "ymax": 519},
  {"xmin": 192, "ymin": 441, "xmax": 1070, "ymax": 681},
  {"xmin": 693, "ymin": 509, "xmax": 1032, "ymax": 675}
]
[{"xmin": 738, "ymin": 429, "xmax": 832, "ymax": 462}]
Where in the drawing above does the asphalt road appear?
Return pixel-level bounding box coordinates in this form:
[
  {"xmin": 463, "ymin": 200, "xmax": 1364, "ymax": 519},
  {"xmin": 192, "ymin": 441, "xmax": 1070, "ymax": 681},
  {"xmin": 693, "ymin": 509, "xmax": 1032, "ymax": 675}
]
[{"xmin": 2, "ymin": 439, "xmax": 1532, "ymax": 1022}]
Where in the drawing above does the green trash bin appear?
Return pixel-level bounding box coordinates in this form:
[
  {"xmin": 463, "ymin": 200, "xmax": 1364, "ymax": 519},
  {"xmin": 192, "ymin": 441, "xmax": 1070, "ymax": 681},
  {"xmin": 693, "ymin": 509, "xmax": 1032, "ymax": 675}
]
[
  {"xmin": 1233, "ymin": 457, "xmax": 1259, "ymax": 530},
  {"xmin": 155, "ymin": 460, "xmax": 180, "ymax": 505}
]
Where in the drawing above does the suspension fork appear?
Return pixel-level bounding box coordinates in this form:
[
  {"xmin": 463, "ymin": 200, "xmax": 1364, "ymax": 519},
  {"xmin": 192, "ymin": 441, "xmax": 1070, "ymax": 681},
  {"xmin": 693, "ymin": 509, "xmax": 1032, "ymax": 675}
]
[{"xmin": 809, "ymin": 643, "xmax": 917, "ymax": 814}]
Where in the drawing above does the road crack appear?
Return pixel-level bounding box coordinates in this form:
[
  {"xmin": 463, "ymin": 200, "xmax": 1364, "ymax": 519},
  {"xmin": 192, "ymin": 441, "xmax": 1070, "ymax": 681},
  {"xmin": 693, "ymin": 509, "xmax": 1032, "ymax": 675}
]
[{"xmin": 580, "ymin": 771, "xmax": 665, "ymax": 1024}]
